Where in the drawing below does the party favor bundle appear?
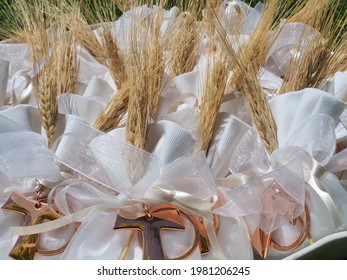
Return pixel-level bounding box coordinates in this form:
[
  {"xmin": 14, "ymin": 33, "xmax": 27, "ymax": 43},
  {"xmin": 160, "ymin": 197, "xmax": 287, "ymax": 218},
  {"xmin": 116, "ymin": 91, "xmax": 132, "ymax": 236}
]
[{"xmin": 0, "ymin": 0, "xmax": 347, "ymax": 260}]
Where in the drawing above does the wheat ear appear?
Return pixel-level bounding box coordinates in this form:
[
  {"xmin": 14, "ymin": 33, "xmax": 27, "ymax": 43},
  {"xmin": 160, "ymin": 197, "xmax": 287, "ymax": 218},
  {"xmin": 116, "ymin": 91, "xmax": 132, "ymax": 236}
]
[
  {"xmin": 167, "ymin": 8, "xmax": 200, "ymax": 76},
  {"xmin": 212, "ymin": 7, "xmax": 278, "ymax": 153},
  {"xmin": 94, "ymin": 82, "xmax": 130, "ymax": 132},
  {"xmin": 200, "ymin": 54, "xmax": 230, "ymax": 153},
  {"xmin": 280, "ymin": 1, "xmax": 346, "ymax": 92}
]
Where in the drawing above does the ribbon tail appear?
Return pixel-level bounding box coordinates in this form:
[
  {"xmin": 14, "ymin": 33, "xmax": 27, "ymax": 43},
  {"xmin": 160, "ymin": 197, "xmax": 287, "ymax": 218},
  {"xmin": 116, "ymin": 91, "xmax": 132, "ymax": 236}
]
[
  {"xmin": 10, "ymin": 205, "xmax": 109, "ymax": 236},
  {"xmin": 204, "ymin": 218, "xmax": 227, "ymax": 260}
]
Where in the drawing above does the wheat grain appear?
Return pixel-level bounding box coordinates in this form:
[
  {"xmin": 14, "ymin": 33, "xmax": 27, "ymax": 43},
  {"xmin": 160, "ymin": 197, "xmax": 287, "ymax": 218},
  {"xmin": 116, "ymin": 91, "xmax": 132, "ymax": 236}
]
[
  {"xmin": 200, "ymin": 54, "xmax": 230, "ymax": 153},
  {"xmin": 211, "ymin": 4, "xmax": 278, "ymax": 153},
  {"xmin": 168, "ymin": 11, "xmax": 199, "ymax": 77},
  {"xmin": 280, "ymin": 1, "xmax": 347, "ymax": 92},
  {"xmin": 94, "ymin": 82, "xmax": 130, "ymax": 132}
]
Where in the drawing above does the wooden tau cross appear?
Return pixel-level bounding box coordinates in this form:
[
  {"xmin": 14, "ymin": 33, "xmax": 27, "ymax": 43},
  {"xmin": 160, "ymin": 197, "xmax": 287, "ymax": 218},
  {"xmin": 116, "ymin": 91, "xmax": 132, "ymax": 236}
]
[
  {"xmin": 114, "ymin": 207, "xmax": 185, "ymax": 260},
  {"xmin": 2, "ymin": 191, "xmax": 60, "ymax": 260}
]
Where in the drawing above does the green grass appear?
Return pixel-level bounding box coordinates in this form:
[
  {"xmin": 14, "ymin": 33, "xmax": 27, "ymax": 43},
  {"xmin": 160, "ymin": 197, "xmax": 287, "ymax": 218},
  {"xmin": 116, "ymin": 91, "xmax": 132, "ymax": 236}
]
[
  {"xmin": 0, "ymin": 0, "xmax": 346, "ymax": 40},
  {"xmin": 0, "ymin": 0, "xmax": 15, "ymax": 39}
]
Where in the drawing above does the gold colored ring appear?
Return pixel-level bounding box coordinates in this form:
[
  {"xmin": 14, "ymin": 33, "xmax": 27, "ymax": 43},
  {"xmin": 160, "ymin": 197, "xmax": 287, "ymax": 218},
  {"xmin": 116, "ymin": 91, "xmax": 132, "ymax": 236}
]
[
  {"xmin": 270, "ymin": 204, "xmax": 310, "ymax": 252},
  {"xmin": 36, "ymin": 243, "xmax": 69, "ymax": 256},
  {"xmin": 36, "ymin": 222, "xmax": 79, "ymax": 256}
]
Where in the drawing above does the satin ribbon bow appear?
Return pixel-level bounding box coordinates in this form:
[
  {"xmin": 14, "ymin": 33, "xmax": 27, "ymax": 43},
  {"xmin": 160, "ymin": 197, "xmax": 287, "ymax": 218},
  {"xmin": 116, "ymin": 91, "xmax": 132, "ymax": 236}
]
[{"xmin": 9, "ymin": 118, "xmax": 218, "ymax": 259}]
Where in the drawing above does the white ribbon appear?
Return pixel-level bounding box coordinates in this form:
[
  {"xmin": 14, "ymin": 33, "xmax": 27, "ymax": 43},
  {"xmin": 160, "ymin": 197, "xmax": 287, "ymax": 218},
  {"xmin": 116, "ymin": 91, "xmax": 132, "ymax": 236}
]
[
  {"xmin": 207, "ymin": 115, "xmax": 251, "ymax": 178},
  {"xmin": 204, "ymin": 115, "xmax": 257, "ymax": 259},
  {"xmin": 0, "ymin": 44, "xmax": 29, "ymax": 79},
  {"xmin": 111, "ymin": 4, "xmax": 181, "ymax": 55},
  {"xmin": 325, "ymin": 71, "xmax": 347, "ymax": 102},
  {"xmin": 322, "ymin": 70, "xmax": 347, "ymax": 144},
  {"xmin": 10, "ymin": 70, "xmax": 33, "ymax": 105},
  {"xmin": 270, "ymin": 88, "xmax": 345, "ymax": 147},
  {"xmin": 265, "ymin": 23, "xmax": 317, "ymax": 78},
  {"xmin": 0, "ymin": 114, "xmax": 62, "ymax": 180},
  {"xmin": 220, "ymin": 147, "xmax": 306, "ymax": 235},
  {"xmin": 218, "ymin": 0, "xmax": 264, "ymax": 36},
  {"xmin": 58, "ymin": 93, "xmax": 105, "ymax": 126},
  {"xmin": 0, "ymin": 131, "xmax": 61, "ymax": 180}
]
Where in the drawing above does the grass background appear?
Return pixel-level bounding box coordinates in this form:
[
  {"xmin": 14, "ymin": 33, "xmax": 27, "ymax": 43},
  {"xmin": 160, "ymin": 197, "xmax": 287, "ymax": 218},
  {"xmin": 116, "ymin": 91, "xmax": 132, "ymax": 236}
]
[{"xmin": 0, "ymin": 0, "xmax": 346, "ymax": 40}]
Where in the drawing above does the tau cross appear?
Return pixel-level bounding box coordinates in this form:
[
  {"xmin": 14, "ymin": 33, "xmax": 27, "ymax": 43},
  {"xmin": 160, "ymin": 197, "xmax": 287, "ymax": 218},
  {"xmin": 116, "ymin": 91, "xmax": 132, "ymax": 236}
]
[
  {"xmin": 114, "ymin": 206, "xmax": 185, "ymax": 260},
  {"xmin": 2, "ymin": 191, "xmax": 60, "ymax": 260}
]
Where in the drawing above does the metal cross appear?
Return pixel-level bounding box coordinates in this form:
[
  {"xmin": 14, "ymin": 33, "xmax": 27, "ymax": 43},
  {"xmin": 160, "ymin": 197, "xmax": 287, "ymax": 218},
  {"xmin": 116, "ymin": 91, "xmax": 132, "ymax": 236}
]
[
  {"xmin": 2, "ymin": 191, "xmax": 60, "ymax": 260},
  {"xmin": 114, "ymin": 207, "xmax": 185, "ymax": 260}
]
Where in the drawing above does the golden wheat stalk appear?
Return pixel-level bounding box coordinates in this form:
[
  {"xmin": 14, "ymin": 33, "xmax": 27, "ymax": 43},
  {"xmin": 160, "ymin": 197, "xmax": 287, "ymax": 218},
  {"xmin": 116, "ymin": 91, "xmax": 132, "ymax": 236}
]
[
  {"xmin": 95, "ymin": 1, "xmax": 167, "ymax": 131},
  {"xmin": 114, "ymin": 0, "xmax": 138, "ymax": 12},
  {"xmin": 200, "ymin": 54, "xmax": 230, "ymax": 153},
  {"xmin": 100, "ymin": 27, "xmax": 128, "ymax": 89},
  {"xmin": 325, "ymin": 33, "xmax": 347, "ymax": 79},
  {"xmin": 61, "ymin": 1, "xmax": 128, "ymax": 87},
  {"xmin": 168, "ymin": 11, "xmax": 199, "ymax": 77},
  {"xmin": 238, "ymin": 56, "xmax": 278, "ymax": 153},
  {"xmin": 287, "ymin": 0, "xmax": 330, "ymax": 27},
  {"xmin": 124, "ymin": 52, "xmax": 144, "ymax": 148},
  {"xmin": 11, "ymin": 1, "xmax": 53, "ymax": 148},
  {"xmin": 166, "ymin": 0, "xmax": 206, "ymax": 77},
  {"xmin": 38, "ymin": 27, "xmax": 79, "ymax": 147},
  {"xmin": 147, "ymin": 9, "xmax": 165, "ymax": 121},
  {"xmin": 67, "ymin": 7, "xmax": 106, "ymax": 65},
  {"xmin": 279, "ymin": 32, "xmax": 329, "ymax": 93},
  {"xmin": 124, "ymin": 7, "xmax": 151, "ymax": 185},
  {"xmin": 62, "ymin": 4, "xmax": 129, "ymax": 133},
  {"xmin": 126, "ymin": 69, "xmax": 149, "ymax": 149},
  {"xmin": 280, "ymin": 1, "xmax": 346, "ymax": 92},
  {"xmin": 37, "ymin": 61, "xmax": 58, "ymax": 148},
  {"xmin": 58, "ymin": 34, "xmax": 80, "ymax": 95},
  {"xmin": 310, "ymin": 3, "xmax": 347, "ymax": 86},
  {"xmin": 13, "ymin": 0, "xmax": 79, "ymax": 148},
  {"xmin": 243, "ymin": 0, "xmax": 279, "ymax": 67},
  {"xmin": 62, "ymin": 1, "xmax": 129, "ymax": 133},
  {"xmin": 93, "ymin": 82, "xmax": 130, "ymax": 132},
  {"xmin": 88, "ymin": 0, "xmax": 129, "ymax": 89},
  {"xmin": 14, "ymin": 1, "xmax": 50, "ymax": 65},
  {"xmin": 126, "ymin": 6, "xmax": 165, "ymax": 148},
  {"xmin": 203, "ymin": 0, "xmax": 221, "ymax": 39},
  {"xmin": 211, "ymin": 5, "xmax": 278, "ymax": 153},
  {"xmin": 230, "ymin": 0, "xmax": 280, "ymax": 88},
  {"xmin": 114, "ymin": 0, "xmax": 166, "ymax": 13}
]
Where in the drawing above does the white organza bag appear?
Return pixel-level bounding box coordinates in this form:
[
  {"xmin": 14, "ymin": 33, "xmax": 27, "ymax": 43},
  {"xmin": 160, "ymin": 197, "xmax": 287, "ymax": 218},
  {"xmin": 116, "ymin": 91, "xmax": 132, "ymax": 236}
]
[
  {"xmin": 8, "ymin": 112, "xmax": 218, "ymax": 260},
  {"xmin": 214, "ymin": 89, "xmax": 347, "ymax": 259},
  {"xmin": 0, "ymin": 114, "xmax": 77, "ymax": 260}
]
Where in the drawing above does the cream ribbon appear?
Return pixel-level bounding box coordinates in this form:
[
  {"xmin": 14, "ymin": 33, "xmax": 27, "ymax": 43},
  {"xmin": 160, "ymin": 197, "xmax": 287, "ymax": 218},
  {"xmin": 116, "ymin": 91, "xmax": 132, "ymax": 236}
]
[{"xmin": 11, "ymin": 177, "xmax": 218, "ymax": 236}]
